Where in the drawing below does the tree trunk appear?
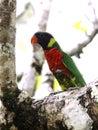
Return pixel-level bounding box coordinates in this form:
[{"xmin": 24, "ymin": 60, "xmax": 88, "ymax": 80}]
[
  {"xmin": 0, "ymin": 0, "xmax": 19, "ymax": 129},
  {"xmin": 0, "ymin": 0, "xmax": 17, "ymax": 94}
]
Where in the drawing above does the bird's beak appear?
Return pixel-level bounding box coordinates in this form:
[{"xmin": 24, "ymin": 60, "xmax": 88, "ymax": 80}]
[{"xmin": 31, "ymin": 35, "xmax": 38, "ymax": 44}]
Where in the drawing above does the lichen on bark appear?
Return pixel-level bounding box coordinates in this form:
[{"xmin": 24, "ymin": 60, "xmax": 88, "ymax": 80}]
[
  {"xmin": 0, "ymin": 0, "xmax": 18, "ymax": 129},
  {"xmin": 0, "ymin": 0, "xmax": 17, "ymax": 95}
]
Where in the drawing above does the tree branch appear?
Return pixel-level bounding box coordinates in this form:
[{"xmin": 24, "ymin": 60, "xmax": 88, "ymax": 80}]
[
  {"xmin": 67, "ymin": 28, "xmax": 98, "ymax": 58},
  {"xmin": 17, "ymin": 0, "xmax": 53, "ymax": 96},
  {"xmin": 1, "ymin": 80, "xmax": 98, "ymax": 130},
  {"xmin": 67, "ymin": 0, "xmax": 98, "ymax": 58}
]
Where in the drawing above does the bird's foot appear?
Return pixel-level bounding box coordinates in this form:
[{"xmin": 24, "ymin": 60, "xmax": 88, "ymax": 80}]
[
  {"xmin": 68, "ymin": 87, "xmax": 79, "ymax": 91},
  {"xmin": 49, "ymin": 90, "xmax": 65, "ymax": 96}
]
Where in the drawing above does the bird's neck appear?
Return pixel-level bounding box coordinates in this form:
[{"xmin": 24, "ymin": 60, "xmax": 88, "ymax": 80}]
[{"xmin": 45, "ymin": 41, "xmax": 61, "ymax": 51}]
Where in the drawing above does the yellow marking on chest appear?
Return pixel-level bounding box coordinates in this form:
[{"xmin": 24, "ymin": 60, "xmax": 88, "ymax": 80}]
[{"xmin": 48, "ymin": 38, "xmax": 55, "ymax": 47}]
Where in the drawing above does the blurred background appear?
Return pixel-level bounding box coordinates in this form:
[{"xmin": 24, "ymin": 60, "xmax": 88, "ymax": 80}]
[{"xmin": 16, "ymin": 0, "xmax": 98, "ymax": 99}]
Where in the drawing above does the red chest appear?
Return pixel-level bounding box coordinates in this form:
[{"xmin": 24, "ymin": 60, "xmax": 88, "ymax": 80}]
[{"xmin": 44, "ymin": 48, "xmax": 69, "ymax": 74}]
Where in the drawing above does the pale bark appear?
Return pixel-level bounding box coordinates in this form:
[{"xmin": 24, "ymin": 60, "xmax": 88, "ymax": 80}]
[
  {"xmin": 29, "ymin": 81, "xmax": 98, "ymax": 130},
  {"xmin": 0, "ymin": 0, "xmax": 19, "ymax": 129},
  {"xmin": 0, "ymin": 0, "xmax": 17, "ymax": 95},
  {"xmin": 10, "ymin": 81, "xmax": 98, "ymax": 130}
]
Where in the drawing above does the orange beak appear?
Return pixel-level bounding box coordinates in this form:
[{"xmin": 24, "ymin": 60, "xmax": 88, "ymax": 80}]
[{"xmin": 31, "ymin": 35, "xmax": 38, "ymax": 44}]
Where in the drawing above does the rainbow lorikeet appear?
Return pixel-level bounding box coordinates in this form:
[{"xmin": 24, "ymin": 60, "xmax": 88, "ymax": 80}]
[{"xmin": 31, "ymin": 32, "xmax": 86, "ymax": 90}]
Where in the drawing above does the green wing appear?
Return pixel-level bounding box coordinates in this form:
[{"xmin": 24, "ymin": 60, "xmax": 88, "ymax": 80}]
[{"xmin": 62, "ymin": 52, "xmax": 86, "ymax": 86}]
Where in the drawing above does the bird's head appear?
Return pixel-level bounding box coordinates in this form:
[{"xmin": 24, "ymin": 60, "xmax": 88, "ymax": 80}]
[{"xmin": 31, "ymin": 32, "xmax": 56, "ymax": 50}]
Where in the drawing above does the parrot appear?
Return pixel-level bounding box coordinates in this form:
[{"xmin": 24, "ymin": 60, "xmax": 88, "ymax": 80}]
[{"xmin": 31, "ymin": 32, "xmax": 86, "ymax": 90}]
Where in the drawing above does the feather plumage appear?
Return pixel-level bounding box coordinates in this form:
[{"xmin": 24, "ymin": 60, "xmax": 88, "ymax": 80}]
[{"xmin": 31, "ymin": 32, "xmax": 86, "ymax": 90}]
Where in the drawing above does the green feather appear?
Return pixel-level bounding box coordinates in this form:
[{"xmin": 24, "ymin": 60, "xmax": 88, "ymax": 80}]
[
  {"xmin": 62, "ymin": 52, "xmax": 86, "ymax": 86},
  {"xmin": 49, "ymin": 39, "xmax": 86, "ymax": 88}
]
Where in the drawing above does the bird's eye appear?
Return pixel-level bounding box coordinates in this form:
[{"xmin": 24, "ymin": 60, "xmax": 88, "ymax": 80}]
[{"xmin": 39, "ymin": 33, "xmax": 44, "ymax": 38}]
